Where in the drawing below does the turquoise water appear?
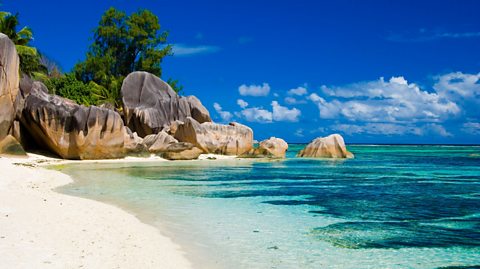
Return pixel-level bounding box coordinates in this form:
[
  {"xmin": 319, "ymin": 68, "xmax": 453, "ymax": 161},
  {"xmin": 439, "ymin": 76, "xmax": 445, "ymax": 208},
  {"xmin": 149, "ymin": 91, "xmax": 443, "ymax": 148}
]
[{"xmin": 57, "ymin": 145, "xmax": 480, "ymax": 269}]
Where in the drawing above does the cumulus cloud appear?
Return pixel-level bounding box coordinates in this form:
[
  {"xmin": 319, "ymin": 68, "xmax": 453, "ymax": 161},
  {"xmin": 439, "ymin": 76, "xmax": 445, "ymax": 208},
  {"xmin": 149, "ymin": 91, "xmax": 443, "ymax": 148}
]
[
  {"xmin": 172, "ymin": 44, "xmax": 220, "ymax": 56},
  {"xmin": 236, "ymin": 99, "xmax": 249, "ymax": 108},
  {"xmin": 288, "ymin": 86, "xmax": 308, "ymax": 96},
  {"xmin": 239, "ymin": 83, "xmax": 270, "ymax": 96},
  {"xmin": 271, "ymin": 101, "xmax": 301, "ymax": 122},
  {"xmin": 284, "ymin": 96, "xmax": 307, "ymax": 105},
  {"xmin": 235, "ymin": 101, "xmax": 301, "ymax": 123},
  {"xmin": 237, "ymin": 107, "xmax": 272, "ymax": 123},
  {"xmin": 213, "ymin": 102, "xmax": 233, "ymax": 122},
  {"xmin": 310, "ymin": 76, "xmax": 460, "ymax": 123},
  {"xmin": 433, "ymin": 72, "xmax": 480, "ymax": 102}
]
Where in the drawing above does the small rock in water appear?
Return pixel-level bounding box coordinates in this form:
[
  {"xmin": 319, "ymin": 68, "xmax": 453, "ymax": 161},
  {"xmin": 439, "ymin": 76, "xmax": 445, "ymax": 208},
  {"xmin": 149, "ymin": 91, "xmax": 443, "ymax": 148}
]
[{"xmin": 253, "ymin": 230, "xmax": 260, "ymax": 233}]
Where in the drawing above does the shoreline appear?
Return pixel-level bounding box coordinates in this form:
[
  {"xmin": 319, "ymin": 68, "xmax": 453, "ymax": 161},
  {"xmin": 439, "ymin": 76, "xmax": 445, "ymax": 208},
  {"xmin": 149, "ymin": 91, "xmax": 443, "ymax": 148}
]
[{"xmin": 0, "ymin": 154, "xmax": 195, "ymax": 269}]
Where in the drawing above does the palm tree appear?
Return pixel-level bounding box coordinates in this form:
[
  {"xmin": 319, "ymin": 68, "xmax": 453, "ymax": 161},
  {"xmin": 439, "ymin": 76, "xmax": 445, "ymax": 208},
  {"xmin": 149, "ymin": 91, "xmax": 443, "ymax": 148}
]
[{"xmin": 0, "ymin": 11, "xmax": 43, "ymax": 75}]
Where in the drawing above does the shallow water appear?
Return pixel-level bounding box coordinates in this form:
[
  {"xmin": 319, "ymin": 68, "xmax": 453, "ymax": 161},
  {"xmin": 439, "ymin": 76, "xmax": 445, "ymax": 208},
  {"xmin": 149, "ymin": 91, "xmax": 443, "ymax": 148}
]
[{"xmin": 57, "ymin": 145, "xmax": 480, "ymax": 269}]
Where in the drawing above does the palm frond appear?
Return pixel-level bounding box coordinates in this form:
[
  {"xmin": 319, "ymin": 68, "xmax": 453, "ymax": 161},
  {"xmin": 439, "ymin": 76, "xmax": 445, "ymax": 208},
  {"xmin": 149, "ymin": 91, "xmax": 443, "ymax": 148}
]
[{"xmin": 16, "ymin": 26, "xmax": 33, "ymax": 45}]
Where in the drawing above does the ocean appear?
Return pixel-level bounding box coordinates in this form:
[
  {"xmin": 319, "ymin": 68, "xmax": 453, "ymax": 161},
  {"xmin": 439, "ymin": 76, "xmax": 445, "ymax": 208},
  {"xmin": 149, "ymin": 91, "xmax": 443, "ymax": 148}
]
[{"xmin": 57, "ymin": 145, "xmax": 480, "ymax": 269}]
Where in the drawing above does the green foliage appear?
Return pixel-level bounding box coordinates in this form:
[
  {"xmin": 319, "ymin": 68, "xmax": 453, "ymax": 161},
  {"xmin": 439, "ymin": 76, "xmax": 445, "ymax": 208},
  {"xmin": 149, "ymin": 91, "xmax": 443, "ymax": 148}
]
[
  {"xmin": 166, "ymin": 78, "xmax": 183, "ymax": 94},
  {"xmin": 44, "ymin": 74, "xmax": 99, "ymax": 106},
  {"xmin": 0, "ymin": 11, "xmax": 44, "ymax": 76},
  {"xmin": 74, "ymin": 7, "xmax": 172, "ymax": 107},
  {"xmin": 43, "ymin": 74, "xmax": 124, "ymax": 108}
]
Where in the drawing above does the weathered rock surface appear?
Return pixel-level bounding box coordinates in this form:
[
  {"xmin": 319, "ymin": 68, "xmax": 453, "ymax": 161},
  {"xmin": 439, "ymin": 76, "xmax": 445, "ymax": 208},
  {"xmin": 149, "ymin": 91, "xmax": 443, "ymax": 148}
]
[
  {"xmin": 259, "ymin": 137, "xmax": 288, "ymax": 158},
  {"xmin": 242, "ymin": 137, "xmax": 288, "ymax": 158},
  {"xmin": 123, "ymin": 128, "xmax": 149, "ymax": 157},
  {"xmin": 0, "ymin": 34, "xmax": 20, "ymax": 141},
  {"xmin": 142, "ymin": 131, "xmax": 178, "ymax": 154},
  {"xmin": 121, "ymin": 72, "xmax": 211, "ymax": 137},
  {"xmin": 174, "ymin": 117, "xmax": 253, "ymax": 155},
  {"xmin": 297, "ymin": 134, "xmax": 353, "ymax": 158},
  {"xmin": 20, "ymin": 84, "xmax": 127, "ymax": 159},
  {"xmin": 0, "ymin": 135, "xmax": 27, "ymax": 156},
  {"xmin": 163, "ymin": 146, "xmax": 202, "ymax": 160}
]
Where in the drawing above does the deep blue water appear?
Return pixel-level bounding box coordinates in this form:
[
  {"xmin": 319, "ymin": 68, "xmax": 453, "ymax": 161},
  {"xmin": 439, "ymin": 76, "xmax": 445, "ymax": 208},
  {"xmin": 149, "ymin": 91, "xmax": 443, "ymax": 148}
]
[{"xmin": 58, "ymin": 145, "xmax": 480, "ymax": 269}]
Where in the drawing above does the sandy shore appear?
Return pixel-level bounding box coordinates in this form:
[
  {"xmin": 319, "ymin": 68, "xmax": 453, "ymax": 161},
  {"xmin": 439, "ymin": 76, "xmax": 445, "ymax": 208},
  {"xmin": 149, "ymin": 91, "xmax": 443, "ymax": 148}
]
[{"xmin": 0, "ymin": 155, "xmax": 193, "ymax": 269}]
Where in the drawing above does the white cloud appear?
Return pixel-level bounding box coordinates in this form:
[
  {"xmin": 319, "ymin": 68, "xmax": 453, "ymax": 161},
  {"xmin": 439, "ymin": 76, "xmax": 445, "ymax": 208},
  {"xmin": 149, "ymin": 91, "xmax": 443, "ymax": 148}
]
[
  {"xmin": 330, "ymin": 123, "xmax": 451, "ymax": 137},
  {"xmin": 284, "ymin": 96, "xmax": 307, "ymax": 105},
  {"xmin": 237, "ymin": 107, "xmax": 272, "ymax": 123},
  {"xmin": 433, "ymin": 72, "xmax": 480, "ymax": 101},
  {"xmin": 271, "ymin": 101, "xmax": 301, "ymax": 122},
  {"xmin": 424, "ymin": 123, "xmax": 453, "ymax": 137},
  {"xmin": 235, "ymin": 101, "xmax": 300, "ymax": 123},
  {"xmin": 461, "ymin": 122, "xmax": 480, "ymax": 135},
  {"xmin": 311, "ymin": 76, "xmax": 460, "ymax": 123},
  {"xmin": 238, "ymin": 83, "xmax": 270, "ymax": 96},
  {"xmin": 294, "ymin": 128, "xmax": 304, "ymax": 137},
  {"xmin": 288, "ymin": 86, "xmax": 308, "ymax": 96},
  {"xmin": 172, "ymin": 44, "xmax": 220, "ymax": 56},
  {"xmin": 236, "ymin": 99, "xmax": 249, "ymax": 109},
  {"xmin": 213, "ymin": 102, "xmax": 233, "ymax": 122},
  {"xmin": 331, "ymin": 123, "xmax": 422, "ymax": 136}
]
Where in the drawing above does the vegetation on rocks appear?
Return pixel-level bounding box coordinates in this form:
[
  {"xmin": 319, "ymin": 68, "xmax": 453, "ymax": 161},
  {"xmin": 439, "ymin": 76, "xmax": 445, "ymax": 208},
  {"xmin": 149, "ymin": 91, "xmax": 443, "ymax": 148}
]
[{"xmin": 1, "ymin": 7, "xmax": 181, "ymax": 109}]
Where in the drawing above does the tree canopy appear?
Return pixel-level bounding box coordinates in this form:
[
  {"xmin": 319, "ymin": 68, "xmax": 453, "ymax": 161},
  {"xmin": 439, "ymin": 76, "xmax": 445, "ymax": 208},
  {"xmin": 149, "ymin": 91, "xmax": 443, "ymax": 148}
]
[{"xmin": 74, "ymin": 7, "xmax": 172, "ymax": 94}]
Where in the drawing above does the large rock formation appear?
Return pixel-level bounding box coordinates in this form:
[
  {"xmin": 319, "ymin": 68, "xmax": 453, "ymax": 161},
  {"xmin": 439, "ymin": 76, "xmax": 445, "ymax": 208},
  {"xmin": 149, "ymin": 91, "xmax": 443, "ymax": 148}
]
[
  {"xmin": 297, "ymin": 134, "xmax": 353, "ymax": 158},
  {"xmin": 258, "ymin": 137, "xmax": 288, "ymax": 158},
  {"xmin": 241, "ymin": 137, "xmax": 288, "ymax": 158},
  {"xmin": 174, "ymin": 117, "xmax": 253, "ymax": 155},
  {"xmin": 20, "ymin": 83, "xmax": 128, "ymax": 159},
  {"xmin": 121, "ymin": 72, "xmax": 211, "ymax": 137},
  {"xmin": 0, "ymin": 34, "xmax": 20, "ymax": 141}
]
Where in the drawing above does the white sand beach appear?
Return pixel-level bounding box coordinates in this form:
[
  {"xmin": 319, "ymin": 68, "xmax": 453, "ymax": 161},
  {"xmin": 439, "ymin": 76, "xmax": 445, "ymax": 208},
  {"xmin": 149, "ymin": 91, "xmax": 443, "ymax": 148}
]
[{"xmin": 0, "ymin": 155, "xmax": 193, "ymax": 269}]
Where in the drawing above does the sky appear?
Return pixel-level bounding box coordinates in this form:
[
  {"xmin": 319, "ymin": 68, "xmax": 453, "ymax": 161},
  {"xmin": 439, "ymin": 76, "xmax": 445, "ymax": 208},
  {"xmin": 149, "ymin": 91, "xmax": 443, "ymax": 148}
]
[{"xmin": 2, "ymin": 0, "xmax": 480, "ymax": 144}]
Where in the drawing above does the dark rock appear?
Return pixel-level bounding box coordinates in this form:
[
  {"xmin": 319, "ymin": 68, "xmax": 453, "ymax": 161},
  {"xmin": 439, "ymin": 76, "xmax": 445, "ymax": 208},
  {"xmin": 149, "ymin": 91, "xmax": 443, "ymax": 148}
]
[
  {"xmin": 121, "ymin": 71, "xmax": 211, "ymax": 137},
  {"xmin": 20, "ymin": 84, "xmax": 127, "ymax": 159}
]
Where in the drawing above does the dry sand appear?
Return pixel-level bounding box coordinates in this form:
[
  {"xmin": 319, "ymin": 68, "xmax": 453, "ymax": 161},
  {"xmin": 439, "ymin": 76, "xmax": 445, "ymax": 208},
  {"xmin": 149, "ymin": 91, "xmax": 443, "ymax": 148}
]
[{"xmin": 0, "ymin": 155, "xmax": 193, "ymax": 269}]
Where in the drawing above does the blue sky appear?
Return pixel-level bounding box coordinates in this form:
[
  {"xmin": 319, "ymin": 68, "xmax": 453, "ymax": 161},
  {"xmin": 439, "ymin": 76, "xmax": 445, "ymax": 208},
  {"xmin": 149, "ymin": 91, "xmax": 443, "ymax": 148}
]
[{"xmin": 3, "ymin": 0, "xmax": 480, "ymax": 143}]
